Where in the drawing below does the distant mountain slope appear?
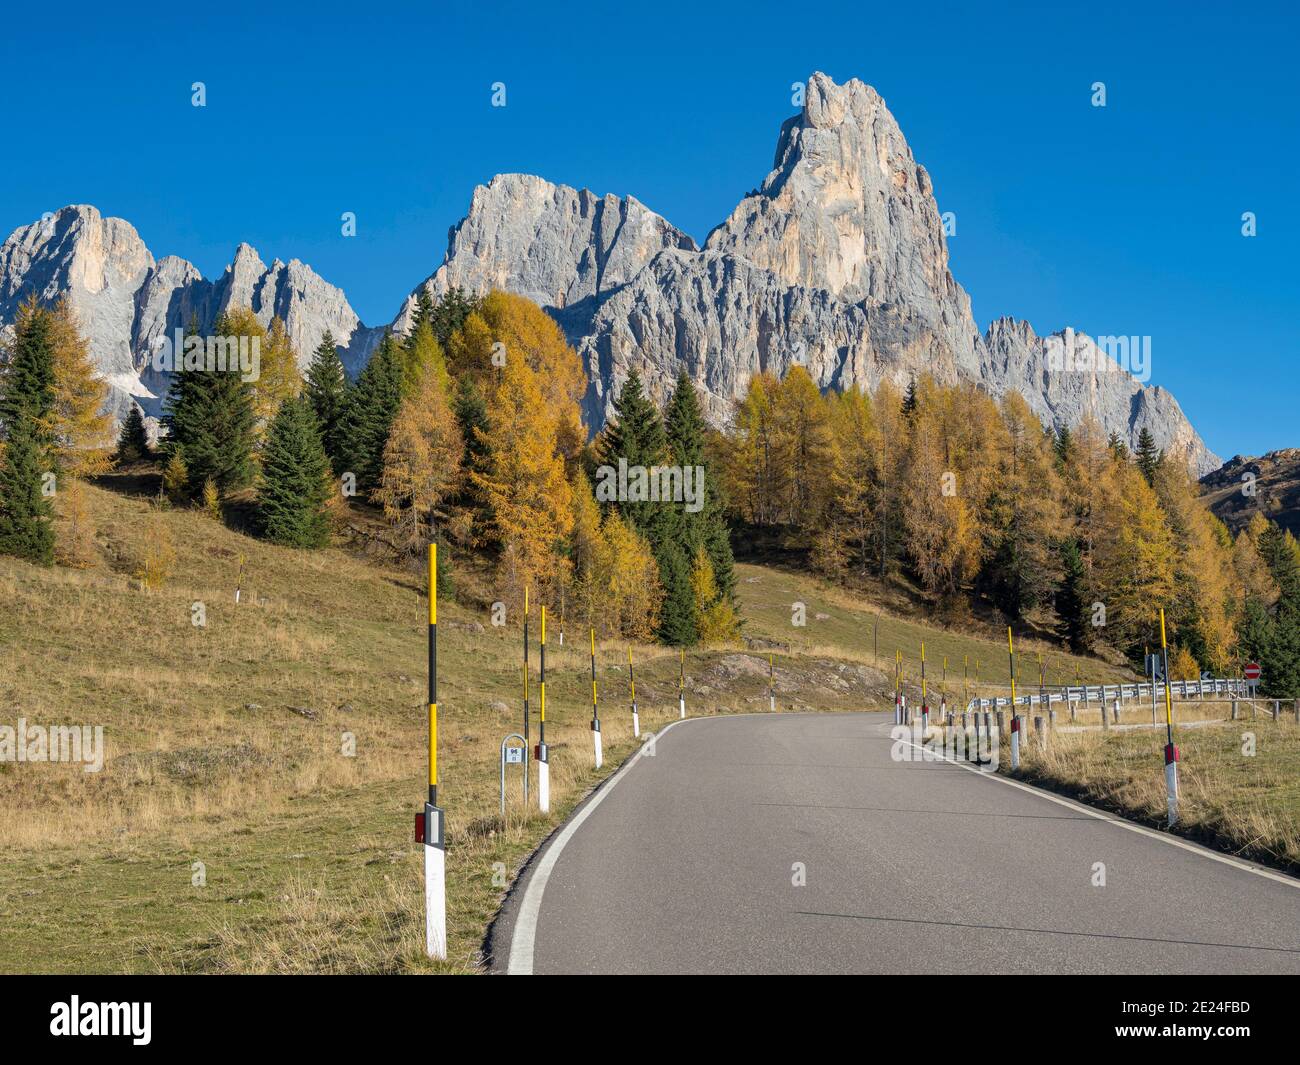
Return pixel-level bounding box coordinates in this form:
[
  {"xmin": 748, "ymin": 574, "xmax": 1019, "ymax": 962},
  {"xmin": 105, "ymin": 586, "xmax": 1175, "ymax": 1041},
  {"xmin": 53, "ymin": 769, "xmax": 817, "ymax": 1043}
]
[{"xmin": 1201, "ymin": 449, "xmax": 1300, "ymax": 536}]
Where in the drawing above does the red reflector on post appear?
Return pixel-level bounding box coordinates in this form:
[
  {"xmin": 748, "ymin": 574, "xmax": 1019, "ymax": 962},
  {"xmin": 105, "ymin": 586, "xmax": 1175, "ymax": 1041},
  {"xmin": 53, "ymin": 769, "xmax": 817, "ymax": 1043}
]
[
  {"xmin": 415, "ymin": 812, "xmax": 425, "ymax": 843},
  {"xmin": 1164, "ymin": 744, "xmax": 1179, "ymax": 765}
]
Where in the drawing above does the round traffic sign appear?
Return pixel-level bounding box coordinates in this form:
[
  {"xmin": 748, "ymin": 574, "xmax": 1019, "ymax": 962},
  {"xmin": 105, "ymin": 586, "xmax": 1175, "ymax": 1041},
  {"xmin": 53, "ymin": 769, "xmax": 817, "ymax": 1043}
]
[{"xmin": 1244, "ymin": 662, "xmax": 1262, "ymax": 681}]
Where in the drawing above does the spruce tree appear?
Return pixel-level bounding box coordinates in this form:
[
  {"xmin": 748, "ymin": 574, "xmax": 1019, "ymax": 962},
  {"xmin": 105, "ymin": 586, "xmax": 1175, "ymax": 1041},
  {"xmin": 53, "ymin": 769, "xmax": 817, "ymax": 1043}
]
[
  {"xmin": 116, "ymin": 405, "xmax": 150, "ymax": 463},
  {"xmin": 304, "ymin": 330, "xmax": 347, "ymax": 472},
  {"xmin": 665, "ymin": 370, "xmax": 736, "ymax": 605},
  {"xmin": 0, "ymin": 414, "xmax": 55, "ymax": 564},
  {"xmin": 337, "ymin": 332, "xmax": 403, "ymax": 493},
  {"xmin": 0, "ymin": 298, "xmax": 57, "ymax": 564},
  {"xmin": 163, "ymin": 311, "xmax": 258, "ymax": 494},
  {"xmin": 257, "ymin": 395, "xmax": 331, "ymax": 547},
  {"xmin": 431, "ymin": 287, "xmax": 478, "ymax": 349},
  {"xmin": 1107, "ymin": 430, "xmax": 1129, "ymax": 462},
  {"xmin": 1, "ymin": 296, "xmax": 56, "ymax": 429},
  {"xmin": 601, "ymin": 369, "xmax": 697, "ymax": 644},
  {"xmin": 1055, "ymin": 537, "xmax": 1089, "ymax": 651},
  {"xmin": 1135, "ymin": 427, "xmax": 1161, "ymax": 485}
]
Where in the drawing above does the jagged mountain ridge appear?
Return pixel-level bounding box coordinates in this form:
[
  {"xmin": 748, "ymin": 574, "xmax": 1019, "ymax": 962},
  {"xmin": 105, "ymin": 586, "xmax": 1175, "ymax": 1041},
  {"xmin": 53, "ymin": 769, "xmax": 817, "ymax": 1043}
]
[
  {"xmin": 0, "ymin": 206, "xmax": 383, "ymax": 421},
  {"xmin": 0, "ymin": 71, "xmax": 1219, "ymax": 473},
  {"xmin": 406, "ymin": 72, "xmax": 1218, "ymax": 473}
]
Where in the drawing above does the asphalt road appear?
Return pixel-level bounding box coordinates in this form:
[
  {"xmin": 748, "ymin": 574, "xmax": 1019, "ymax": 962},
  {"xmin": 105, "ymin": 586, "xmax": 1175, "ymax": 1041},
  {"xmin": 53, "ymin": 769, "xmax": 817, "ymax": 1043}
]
[{"xmin": 494, "ymin": 712, "xmax": 1300, "ymax": 975}]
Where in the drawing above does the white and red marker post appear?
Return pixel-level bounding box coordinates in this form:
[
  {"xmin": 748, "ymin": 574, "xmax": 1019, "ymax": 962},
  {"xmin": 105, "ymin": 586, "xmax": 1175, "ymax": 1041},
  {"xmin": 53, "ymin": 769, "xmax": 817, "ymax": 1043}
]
[
  {"xmin": 1008, "ymin": 626, "xmax": 1020, "ymax": 770},
  {"xmin": 679, "ymin": 648, "xmax": 686, "ymax": 719},
  {"xmin": 920, "ymin": 641, "xmax": 929, "ymax": 740},
  {"xmin": 628, "ymin": 646, "xmax": 640, "ymax": 738},
  {"xmin": 1159, "ymin": 608, "xmax": 1179, "ymax": 826}
]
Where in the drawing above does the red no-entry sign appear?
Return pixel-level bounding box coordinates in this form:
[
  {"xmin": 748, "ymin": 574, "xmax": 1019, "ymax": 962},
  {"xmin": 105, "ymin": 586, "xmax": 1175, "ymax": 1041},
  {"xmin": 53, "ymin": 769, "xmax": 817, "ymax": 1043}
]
[{"xmin": 1244, "ymin": 662, "xmax": 1262, "ymax": 681}]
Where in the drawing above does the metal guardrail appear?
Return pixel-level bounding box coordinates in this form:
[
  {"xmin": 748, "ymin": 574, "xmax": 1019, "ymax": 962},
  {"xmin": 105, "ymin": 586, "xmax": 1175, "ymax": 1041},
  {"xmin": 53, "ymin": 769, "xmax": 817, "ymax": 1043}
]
[{"xmin": 965, "ymin": 677, "xmax": 1249, "ymax": 713}]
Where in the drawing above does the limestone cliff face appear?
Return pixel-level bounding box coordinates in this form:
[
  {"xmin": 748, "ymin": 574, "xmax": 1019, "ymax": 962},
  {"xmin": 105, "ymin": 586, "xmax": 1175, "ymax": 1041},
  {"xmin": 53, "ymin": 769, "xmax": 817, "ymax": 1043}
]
[
  {"xmin": 0, "ymin": 206, "xmax": 382, "ymax": 422},
  {"xmin": 0, "ymin": 74, "xmax": 1221, "ymax": 472},
  {"xmin": 401, "ymin": 72, "xmax": 1217, "ymax": 472}
]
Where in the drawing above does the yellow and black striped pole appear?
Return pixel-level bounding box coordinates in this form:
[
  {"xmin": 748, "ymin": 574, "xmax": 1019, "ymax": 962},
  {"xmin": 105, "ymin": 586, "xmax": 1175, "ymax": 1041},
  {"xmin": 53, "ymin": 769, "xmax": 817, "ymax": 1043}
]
[
  {"xmin": 1159, "ymin": 608, "xmax": 1179, "ymax": 826},
  {"xmin": 920, "ymin": 640, "xmax": 929, "ymax": 735},
  {"xmin": 1008, "ymin": 626, "xmax": 1021, "ymax": 769},
  {"xmin": 522, "ymin": 587, "xmax": 530, "ymax": 804},
  {"xmin": 422, "ymin": 544, "xmax": 446, "ymax": 959},
  {"xmin": 590, "ymin": 628, "xmax": 602, "ymax": 768},
  {"xmin": 628, "ymin": 646, "xmax": 640, "ymax": 738},
  {"xmin": 537, "ymin": 605, "xmax": 550, "ymax": 812}
]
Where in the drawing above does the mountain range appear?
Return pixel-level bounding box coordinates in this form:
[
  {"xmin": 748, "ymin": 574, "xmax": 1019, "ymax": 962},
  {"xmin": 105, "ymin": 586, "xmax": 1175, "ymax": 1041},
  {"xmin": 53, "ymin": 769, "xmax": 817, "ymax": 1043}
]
[{"xmin": 0, "ymin": 71, "xmax": 1219, "ymax": 474}]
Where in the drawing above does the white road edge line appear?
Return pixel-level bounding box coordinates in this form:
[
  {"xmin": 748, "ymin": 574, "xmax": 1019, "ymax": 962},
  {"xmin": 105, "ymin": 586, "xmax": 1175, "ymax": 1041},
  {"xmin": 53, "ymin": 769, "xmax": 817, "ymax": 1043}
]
[
  {"xmin": 897, "ymin": 733, "xmax": 1300, "ymax": 889},
  {"xmin": 507, "ymin": 716, "xmax": 693, "ymax": 974}
]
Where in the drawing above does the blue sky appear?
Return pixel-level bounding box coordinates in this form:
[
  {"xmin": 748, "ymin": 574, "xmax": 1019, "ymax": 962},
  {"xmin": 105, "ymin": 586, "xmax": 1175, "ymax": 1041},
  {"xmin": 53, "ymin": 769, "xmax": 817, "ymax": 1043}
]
[{"xmin": 1, "ymin": 1, "xmax": 1294, "ymax": 461}]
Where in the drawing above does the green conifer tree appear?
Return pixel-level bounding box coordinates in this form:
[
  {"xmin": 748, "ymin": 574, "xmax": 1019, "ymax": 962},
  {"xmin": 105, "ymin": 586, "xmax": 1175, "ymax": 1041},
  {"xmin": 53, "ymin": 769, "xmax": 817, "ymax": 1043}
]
[
  {"xmin": 304, "ymin": 330, "xmax": 347, "ymax": 473},
  {"xmin": 0, "ymin": 415, "xmax": 55, "ymax": 564},
  {"xmin": 257, "ymin": 395, "xmax": 331, "ymax": 547},
  {"xmin": 1135, "ymin": 427, "xmax": 1161, "ymax": 485},
  {"xmin": 115, "ymin": 404, "xmax": 151, "ymax": 463}
]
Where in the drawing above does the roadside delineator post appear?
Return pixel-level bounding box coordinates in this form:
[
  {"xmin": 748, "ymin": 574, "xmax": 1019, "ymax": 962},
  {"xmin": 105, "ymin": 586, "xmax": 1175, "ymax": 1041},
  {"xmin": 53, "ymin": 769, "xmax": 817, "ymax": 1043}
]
[
  {"xmin": 1008, "ymin": 627, "xmax": 1020, "ymax": 770},
  {"xmin": 628, "ymin": 646, "xmax": 640, "ymax": 738},
  {"xmin": 894, "ymin": 650, "xmax": 902, "ymax": 725},
  {"xmin": 536, "ymin": 606, "xmax": 550, "ymax": 813},
  {"xmin": 590, "ymin": 628, "xmax": 602, "ymax": 769},
  {"xmin": 521, "ymin": 587, "xmax": 530, "ymax": 805},
  {"xmin": 422, "ymin": 544, "xmax": 446, "ymax": 960},
  {"xmin": 920, "ymin": 641, "xmax": 930, "ymax": 739},
  {"xmin": 679, "ymin": 648, "xmax": 686, "ymax": 719},
  {"xmin": 769, "ymin": 653, "xmax": 775, "ymax": 713},
  {"xmin": 1159, "ymin": 608, "xmax": 1179, "ymax": 827}
]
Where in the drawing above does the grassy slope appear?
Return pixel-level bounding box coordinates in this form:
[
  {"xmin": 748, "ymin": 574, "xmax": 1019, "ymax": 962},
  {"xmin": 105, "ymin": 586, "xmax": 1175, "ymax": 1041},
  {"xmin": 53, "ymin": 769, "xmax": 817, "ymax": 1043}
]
[
  {"xmin": 0, "ymin": 479, "xmax": 918, "ymax": 973},
  {"xmin": 8, "ymin": 480, "xmax": 1282, "ymax": 973}
]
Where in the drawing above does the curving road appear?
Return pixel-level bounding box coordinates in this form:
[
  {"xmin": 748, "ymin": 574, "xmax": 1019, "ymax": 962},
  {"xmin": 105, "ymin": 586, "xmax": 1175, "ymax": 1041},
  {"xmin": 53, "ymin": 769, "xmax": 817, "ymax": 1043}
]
[{"xmin": 492, "ymin": 712, "xmax": 1300, "ymax": 975}]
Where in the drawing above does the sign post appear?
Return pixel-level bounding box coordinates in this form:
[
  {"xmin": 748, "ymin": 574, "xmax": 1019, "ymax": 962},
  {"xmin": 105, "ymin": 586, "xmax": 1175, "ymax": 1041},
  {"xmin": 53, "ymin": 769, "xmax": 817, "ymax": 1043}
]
[
  {"xmin": 500, "ymin": 733, "xmax": 527, "ymax": 816},
  {"xmin": 536, "ymin": 606, "xmax": 550, "ymax": 813},
  {"xmin": 590, "ymin": 628, "xmax": 602, "ymax": 768},
  {"xmin": 1008, "ymin": 627, "xmax": 1020, "ymax": 770},
  {"xmin": 422, "ymin": 544, "xmax": 446, "ymax": 959},
  {"xmin": 521, "ymin": 587, "xmax": 530, "ymax": 805},
  {"xmin": 1159, "ymin": 608, "xmax": 1179, "ymax": 827},
  {"xmin": 628, "ymin": 646, "xmax": 640, "ymax": 738}
]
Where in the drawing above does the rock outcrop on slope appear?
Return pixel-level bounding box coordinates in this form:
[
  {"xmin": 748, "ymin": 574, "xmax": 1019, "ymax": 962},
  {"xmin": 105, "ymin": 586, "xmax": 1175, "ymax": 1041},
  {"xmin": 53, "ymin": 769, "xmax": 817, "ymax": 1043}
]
[
  {"xmin": 405, "ymin": 72, "xmax": 1219, "ymax": 473},
  {"xmin": 0, "ymin": 206, "xmax": 382, "ymax": 421},
  {"xmin": 1201, "ymin": 449, "xmax": 1300, "ymax": 537}
]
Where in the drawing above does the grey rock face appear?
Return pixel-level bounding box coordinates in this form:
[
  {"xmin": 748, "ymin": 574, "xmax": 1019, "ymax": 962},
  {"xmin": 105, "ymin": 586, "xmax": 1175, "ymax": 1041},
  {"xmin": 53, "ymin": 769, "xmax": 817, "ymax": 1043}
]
[
  {"xmin": 398, "ymin": 71, "xmax": 1218, "ymax": 473},
  {"xmin": 0, "ymin": 205, "xmax": 382, "ymax": 423},
  {"xmin": 1, "ymin": 74, "xmax": 1220, "ymax": 475},
  {"xmin": 981, "ymin": 317, "xmax": 1219, "ymax": 475}
]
